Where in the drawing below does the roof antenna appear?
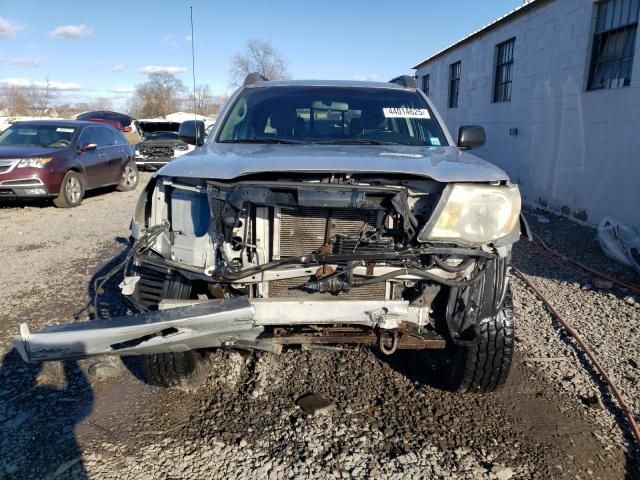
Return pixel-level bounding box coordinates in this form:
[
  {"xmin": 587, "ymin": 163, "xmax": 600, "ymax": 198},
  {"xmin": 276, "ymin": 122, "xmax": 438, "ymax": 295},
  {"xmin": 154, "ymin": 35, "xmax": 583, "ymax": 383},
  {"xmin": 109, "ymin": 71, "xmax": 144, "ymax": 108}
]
[{"xmin": 189, "ymin": 6, "xmax": 198, "ymax": 144}]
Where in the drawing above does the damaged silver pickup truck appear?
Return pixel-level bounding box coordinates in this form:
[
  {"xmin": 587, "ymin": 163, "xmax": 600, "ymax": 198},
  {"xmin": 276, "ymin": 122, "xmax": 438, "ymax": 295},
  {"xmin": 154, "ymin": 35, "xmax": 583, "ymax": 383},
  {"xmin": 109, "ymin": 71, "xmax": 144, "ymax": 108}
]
[{"xmin": 15, "ymin": 74, "xmax": 526, "ymax": 393}]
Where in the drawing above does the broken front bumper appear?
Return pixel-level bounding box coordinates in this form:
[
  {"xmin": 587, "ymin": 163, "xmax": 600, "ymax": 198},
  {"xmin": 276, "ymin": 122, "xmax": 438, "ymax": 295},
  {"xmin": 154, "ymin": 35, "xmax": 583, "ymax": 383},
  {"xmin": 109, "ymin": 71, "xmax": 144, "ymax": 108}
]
[{"xmin": 14, "ymin": 298, "xmax": 431, "ymax": 363}]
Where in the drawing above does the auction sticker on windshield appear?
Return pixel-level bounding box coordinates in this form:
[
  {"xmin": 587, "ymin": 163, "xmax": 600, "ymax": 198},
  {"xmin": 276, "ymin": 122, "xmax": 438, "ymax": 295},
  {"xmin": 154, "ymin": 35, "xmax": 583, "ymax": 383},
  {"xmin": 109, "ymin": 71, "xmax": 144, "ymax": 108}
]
[{"xmin": 382, "ymin": 108, "xmax": 431, "ymax": 119}]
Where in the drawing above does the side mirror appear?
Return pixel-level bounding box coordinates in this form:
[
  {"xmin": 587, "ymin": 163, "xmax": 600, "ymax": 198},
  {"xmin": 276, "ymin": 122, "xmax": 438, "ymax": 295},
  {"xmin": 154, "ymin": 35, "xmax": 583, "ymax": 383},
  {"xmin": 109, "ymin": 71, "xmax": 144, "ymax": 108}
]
[
  {"xmin": 457, "ymin": 125, "xmax": 486, "ymax": 151},
  {"xmin": 80, "ymin": 143, "xmax": 97, "ymax": 151},
  {"xmin": 179, "ymin": 120, "xmax": 206, "ymax": 146}
]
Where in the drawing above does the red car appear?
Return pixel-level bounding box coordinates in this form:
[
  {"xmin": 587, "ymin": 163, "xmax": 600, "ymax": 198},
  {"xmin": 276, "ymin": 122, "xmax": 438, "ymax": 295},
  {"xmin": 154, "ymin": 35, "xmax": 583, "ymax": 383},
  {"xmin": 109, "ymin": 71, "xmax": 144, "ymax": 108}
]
[
  {"xmin": 0, "ymin": 120, "xmax": 138, "ymax": 207},
  {"xmin": 76, "ymin": 110, "xmax": 142, "ymax": 144},
  {"xmin": 75, "ymin": 110, "xmax": 135, "ymax": 132}
]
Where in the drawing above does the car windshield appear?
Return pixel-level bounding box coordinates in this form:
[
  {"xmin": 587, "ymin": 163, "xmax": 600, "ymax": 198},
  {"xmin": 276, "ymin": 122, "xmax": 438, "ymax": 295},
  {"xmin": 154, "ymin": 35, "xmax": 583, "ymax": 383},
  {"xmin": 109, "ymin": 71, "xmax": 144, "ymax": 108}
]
[
  {"xmin": 0, "ymin": 124, "xmax": 76, "ymax": 148},
  {"xmin": 145, "ymin": 131, "xmax": 179, "ymax": 140},
  {"xmin": 217, "ymin": 86, "xmax": 448, "ymax": 147}
]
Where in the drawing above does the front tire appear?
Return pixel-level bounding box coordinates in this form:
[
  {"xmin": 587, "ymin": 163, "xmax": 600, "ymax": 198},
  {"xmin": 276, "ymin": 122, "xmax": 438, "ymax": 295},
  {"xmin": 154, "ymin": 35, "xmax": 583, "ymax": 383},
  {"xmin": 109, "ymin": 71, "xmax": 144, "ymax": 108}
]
[
  {"xmin": 53, "ymin": 171, "xmax": 84, "ymax": 208},
  {"xmin": 444, "ymin": 288, "xmax": 515, "ymax": 392},
  {"xmin": 130, "ymin": 266, "xmax": 210, "ymax": 389},
  {"xmin": 142, "ymin": 351, "xmax": 209, "ymax": 390},
  {"xmin": 116, "ymin": 162, "xmax": 139, "ymax": 192}
]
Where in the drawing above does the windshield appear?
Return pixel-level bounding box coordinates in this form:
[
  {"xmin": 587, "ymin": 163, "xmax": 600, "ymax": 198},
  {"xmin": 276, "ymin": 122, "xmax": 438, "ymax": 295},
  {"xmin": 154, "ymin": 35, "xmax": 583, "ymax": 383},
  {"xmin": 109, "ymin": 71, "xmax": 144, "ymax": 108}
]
[
  {"xmin": 144, "ymin": 131, "xmax": 179, "ymax": 140},
  {"xmin": 217, "ymin": 86, "xmax": 448, "ymax": 147},
  {"xmin": 0, "ymin": 124, "xmax": 76, "ymax": 148}
]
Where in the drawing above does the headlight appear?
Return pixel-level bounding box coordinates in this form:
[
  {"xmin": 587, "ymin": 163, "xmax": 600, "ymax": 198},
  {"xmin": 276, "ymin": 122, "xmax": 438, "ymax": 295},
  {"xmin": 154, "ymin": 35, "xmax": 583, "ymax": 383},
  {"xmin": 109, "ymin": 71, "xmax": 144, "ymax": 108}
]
[
  {"xmin": 419, "ymin": 184, "xmax": 521, "ymax": 245},
  {"xmin": 16, "ymin": 157, "xmax": 52, "ymax": 169}
]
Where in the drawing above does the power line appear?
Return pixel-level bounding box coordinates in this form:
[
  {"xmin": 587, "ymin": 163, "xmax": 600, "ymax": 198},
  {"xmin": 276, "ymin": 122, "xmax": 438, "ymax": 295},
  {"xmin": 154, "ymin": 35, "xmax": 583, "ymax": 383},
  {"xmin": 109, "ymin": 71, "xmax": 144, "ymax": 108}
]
[{"xmin": 190, "ymin": 6, "xmax": 198, "ymax": 144}]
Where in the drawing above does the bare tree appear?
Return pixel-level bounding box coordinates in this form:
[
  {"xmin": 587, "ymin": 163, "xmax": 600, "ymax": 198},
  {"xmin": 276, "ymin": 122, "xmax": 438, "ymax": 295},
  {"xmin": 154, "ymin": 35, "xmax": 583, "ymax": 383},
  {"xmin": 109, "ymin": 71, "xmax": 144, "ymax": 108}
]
[
  {"xmin": 0, "ymin": 84, "xmax": 31, "ymax": 115},
  {"xmin": 55, "ymin": 102, "xmax": 77, "ymax": 118},
  {"xmin": 27, "ymin": 78, "xmax": 57, "ymax": 116},
  {"xmin": 88, "ymin": 97, "xmax": 113, "ymax": 111},
  {"xmin": 183, "ymin": 85, "xmax": 227, "ymax": 116},
  {"xmin": 129, "ymin": 72, "xmax": 187, "ymax": 118},
  {"xmin": 229, "ymin": 39, "xmax": 289, "ymax": 86},
  {"xmin": 185, "ymin": 84, "xmax": 213, "ymax": 115}
]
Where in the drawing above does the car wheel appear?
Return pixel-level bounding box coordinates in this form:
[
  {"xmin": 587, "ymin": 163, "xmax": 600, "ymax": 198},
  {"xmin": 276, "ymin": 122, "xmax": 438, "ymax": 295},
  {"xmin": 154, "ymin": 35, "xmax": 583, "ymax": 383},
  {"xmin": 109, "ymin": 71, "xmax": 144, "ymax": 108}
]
[
  {"xmin": 142, "ymin": 350, "xmax": 210, "ymax": 390},
  {"xmin": 53, "ymin": 171, "xmax": 84, "ymax": 208},
  {"xmin": 443, "ymin": 286, "xmax": 515, "ymax": 393},
  {"xmin": 116, "ymin": 162, "xmax": 139, "ymax": 192},
  {"xmin": 129, "ymin": 267, "xmax": 209, "ymax": 389}
]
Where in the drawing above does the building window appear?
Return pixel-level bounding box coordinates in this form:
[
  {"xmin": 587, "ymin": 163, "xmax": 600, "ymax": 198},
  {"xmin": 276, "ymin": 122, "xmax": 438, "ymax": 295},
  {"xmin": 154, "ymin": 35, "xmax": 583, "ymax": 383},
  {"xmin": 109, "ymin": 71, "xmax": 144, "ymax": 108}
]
[
  {"xmin": 587, "ymin": 0, "xmax": 639, "ymax": 90},
  {"xmin": 449, "ymin": 61, "xmax": 461, "ymax": 108},
  {"xmin": 494, "ymin": 38, "xmax": 515, "ymax": 102},
  {"xmin": 422, "ymin": 74, "xmax": 430, "ymax": 96}
]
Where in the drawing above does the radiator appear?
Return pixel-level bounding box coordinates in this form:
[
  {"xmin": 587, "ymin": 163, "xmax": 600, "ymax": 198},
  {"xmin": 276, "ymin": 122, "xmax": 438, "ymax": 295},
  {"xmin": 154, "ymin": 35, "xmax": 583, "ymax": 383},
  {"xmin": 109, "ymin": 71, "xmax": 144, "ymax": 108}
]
[
  {"xmin": 277, "ymin": 207, "xmax": 379, "ymax": 258},
  {"xmin": 270, "ymin": 206, "xmax": 387, "ymax": 299}
]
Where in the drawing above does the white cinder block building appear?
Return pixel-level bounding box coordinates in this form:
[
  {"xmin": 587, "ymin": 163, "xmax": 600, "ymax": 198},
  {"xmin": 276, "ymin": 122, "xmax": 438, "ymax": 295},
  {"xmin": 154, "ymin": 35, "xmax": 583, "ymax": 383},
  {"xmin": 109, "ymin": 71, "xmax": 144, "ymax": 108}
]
[{"xmin": 413, "ymin": 0, "xmax": 640, "ymax": 226}]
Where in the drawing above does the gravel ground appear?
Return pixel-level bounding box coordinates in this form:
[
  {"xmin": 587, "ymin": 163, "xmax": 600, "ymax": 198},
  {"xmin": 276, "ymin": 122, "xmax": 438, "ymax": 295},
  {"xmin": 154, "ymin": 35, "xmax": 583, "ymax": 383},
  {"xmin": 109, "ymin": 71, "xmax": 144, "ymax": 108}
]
[{"xmin": 0, "ymin": 190, "xmax": 639, "ymax": 480}]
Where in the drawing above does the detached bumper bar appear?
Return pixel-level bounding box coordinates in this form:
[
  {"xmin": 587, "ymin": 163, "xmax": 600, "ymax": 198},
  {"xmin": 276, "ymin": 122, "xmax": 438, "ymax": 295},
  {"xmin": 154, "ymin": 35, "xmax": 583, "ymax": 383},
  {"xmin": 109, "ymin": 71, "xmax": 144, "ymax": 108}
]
[
  {"xmin": 14, "ymin": 298, "xmax": 258, "ymax": 363},
  {"xmin": 14, "ymin": 298, "xmax": 417, "ymax": 363}
]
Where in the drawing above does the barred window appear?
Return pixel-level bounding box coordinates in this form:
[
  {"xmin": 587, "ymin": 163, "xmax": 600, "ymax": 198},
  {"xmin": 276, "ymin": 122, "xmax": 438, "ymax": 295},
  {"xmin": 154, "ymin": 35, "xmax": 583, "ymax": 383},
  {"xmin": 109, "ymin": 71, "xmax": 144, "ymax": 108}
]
[
  {"xmin": 494, "ymin": 38, "xmax": 515, "ymax": 102},
  {"xmin": 449, "ymin": 61, "xmax": 461, "ymax": 108},
  {"xmin": 422, "ymin": 74, "xmax": 430, "ymax": 96},
  {"xmin": 588, "ymin": 0, "xmax": 639, "ymax": 90}
]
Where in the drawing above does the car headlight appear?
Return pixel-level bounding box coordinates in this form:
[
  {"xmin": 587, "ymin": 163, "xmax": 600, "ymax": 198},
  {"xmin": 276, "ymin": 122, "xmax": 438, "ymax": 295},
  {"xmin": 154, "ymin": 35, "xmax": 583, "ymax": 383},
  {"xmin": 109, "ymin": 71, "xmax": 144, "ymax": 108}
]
[
  {"xmin": 16, "ymin": 157, "xmax": 52, "ymax": 169},
  {"xmin": 419, "ymin": 183, "xmax": 521, "ymax": 245}
]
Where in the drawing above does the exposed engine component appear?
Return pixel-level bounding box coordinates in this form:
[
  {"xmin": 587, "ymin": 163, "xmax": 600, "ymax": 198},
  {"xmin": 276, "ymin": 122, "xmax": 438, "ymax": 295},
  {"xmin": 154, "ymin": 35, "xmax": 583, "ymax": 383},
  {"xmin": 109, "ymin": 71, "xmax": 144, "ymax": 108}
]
[
  {"xmin": 332, "ymin": 233, "xmax": 395, "ymax": 254},
  {"xmin": 296, "ymin": 276, "xmax": 352, "ymax": 294}
]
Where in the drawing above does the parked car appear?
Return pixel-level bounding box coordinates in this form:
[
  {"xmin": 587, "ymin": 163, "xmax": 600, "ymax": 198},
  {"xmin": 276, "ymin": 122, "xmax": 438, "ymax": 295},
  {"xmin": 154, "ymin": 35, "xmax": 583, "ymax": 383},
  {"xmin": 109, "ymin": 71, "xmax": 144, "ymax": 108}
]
[
  {"xmin": 76, "ymin": 111, "xmax": 142, "ymax": 144},
  {"xmin": 0, "ymin": 120, "xmax": 138, "ymax": 207},
  {"xmin": 15, "ymin": 76, "xmax": 526, "ymax": 394},
  {"xmin": 134, "ymin": 121, "xmax": 193, "ymax": 170}
]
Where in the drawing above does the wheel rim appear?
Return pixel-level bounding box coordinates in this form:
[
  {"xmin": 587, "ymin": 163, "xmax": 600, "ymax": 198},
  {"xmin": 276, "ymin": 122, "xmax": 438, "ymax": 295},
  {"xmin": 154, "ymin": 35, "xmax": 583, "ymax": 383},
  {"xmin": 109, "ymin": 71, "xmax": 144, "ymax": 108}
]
[
  {"xmin": 65, "ymin": 177, "xmax": 81, "ymax": 203},
  {"xmin": 122, "ymin": 165, "xmax": 137, "ymax": 187}
]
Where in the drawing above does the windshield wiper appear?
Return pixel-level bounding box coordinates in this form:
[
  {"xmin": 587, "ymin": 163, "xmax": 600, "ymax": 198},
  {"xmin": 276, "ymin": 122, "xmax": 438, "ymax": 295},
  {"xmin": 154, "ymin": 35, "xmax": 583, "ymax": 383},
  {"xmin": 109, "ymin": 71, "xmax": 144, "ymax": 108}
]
[
  {"xmin": 312, "ymin": 138, "xmax": 400, "ymax": 145},
  {"xmin": 219, "ymin": 137, "xmax": 304, "ymax": 144}
]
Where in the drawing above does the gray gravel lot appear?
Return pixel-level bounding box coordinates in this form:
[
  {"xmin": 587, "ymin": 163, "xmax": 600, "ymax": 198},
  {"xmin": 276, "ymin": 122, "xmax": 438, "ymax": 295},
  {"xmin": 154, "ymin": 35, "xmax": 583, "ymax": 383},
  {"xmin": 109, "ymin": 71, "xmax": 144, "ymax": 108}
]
[{"xmin": 0, "ymin": 187, "xmax": 638, "ymax": 479}]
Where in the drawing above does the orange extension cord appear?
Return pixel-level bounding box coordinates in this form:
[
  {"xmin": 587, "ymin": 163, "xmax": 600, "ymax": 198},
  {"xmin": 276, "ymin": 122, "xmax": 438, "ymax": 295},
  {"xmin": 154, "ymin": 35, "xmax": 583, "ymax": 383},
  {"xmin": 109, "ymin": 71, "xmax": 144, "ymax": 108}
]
[
  {"xmin": 532, "ymin": 232, "xmax": 640, "ymax": 294},
  {"xmin": 513, "ymin": 233, "xmax": 640, "ymax": 444}
]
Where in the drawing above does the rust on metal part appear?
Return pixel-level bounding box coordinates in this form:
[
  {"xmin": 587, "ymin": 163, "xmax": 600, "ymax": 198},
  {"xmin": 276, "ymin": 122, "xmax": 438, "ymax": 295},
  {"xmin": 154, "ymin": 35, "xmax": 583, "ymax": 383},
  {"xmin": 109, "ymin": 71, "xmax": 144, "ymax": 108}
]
[
  {"xmin": 315, "ymin": 265, "xmax": 336, "ymax": 279},
  {"xmin": 269, "ymin": 329, "xmax": 445, "ymax": 350},
  {"xmin": 366, "ymin": 261, "xmax": 375, "ymax": 276},
  {"xmin": 318, "ymin": 212, "xmax": 335, "ymax": 274}
]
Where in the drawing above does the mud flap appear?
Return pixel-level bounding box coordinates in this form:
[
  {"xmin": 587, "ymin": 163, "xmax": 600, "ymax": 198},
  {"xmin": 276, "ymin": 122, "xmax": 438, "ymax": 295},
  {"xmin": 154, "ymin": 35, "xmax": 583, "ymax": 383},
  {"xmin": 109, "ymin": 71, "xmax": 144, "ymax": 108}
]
[{"xmin": 14, "ymin": 297, "xmax": 258, "ymax": 363}]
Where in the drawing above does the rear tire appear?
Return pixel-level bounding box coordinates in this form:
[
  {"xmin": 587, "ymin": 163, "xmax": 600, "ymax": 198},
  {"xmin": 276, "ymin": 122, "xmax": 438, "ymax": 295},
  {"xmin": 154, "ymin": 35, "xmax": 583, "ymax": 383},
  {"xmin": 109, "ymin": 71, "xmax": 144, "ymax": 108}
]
[
  {"xmin": 444, "ymin": 288, "xmax": 515, "ymax": 393},
  {"xmin": 116, "ymin": 162, "xmax": 138, "ymax": 192},
  {"xmin": 53, "ymin": 171, "xmax": 84, "ymax": 208}
]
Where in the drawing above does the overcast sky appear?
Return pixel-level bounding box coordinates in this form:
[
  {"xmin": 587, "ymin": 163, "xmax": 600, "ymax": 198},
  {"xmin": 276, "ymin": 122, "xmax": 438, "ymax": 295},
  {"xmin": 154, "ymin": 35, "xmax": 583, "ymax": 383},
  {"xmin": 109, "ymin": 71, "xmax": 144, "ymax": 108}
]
[{"xmin": 0, "ymin": 0, "xmax": 521, "ymax": 109}]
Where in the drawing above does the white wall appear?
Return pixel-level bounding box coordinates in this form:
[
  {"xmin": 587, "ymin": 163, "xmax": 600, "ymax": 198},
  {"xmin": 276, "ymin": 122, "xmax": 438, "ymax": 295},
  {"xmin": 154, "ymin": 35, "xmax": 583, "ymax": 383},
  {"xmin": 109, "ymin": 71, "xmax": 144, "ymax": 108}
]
[{"xmin": 416, "ymin": 0, "xmax": 640, "ymax": 226}]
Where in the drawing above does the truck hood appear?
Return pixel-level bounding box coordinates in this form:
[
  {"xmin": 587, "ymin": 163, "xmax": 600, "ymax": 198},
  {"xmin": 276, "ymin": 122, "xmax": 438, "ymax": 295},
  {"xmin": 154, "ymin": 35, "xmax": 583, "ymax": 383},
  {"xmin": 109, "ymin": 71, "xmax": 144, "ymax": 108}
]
[
  {"xmin": 157, "ymin": 143, "xmax": 509, "ymax": 183},
  {"xmin": 138, "ymin": 139, "xmax": 183, "ymax": 145}
]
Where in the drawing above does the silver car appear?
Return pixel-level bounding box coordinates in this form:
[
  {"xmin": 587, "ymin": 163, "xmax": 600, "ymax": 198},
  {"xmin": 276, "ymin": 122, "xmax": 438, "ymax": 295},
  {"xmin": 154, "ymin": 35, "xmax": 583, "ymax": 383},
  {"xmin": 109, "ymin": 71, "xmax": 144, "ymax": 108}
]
[{"xmin": 16, "ymin": 74, "xmax": 526, "ymax": 393}]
